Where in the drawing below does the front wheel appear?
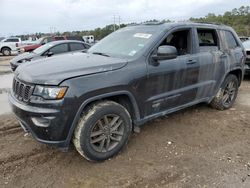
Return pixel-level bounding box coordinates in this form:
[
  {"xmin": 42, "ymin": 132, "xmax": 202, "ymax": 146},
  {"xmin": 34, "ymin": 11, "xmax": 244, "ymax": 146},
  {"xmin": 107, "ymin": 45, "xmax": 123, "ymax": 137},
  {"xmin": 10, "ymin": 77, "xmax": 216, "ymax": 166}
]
[
  {"xmin": 210, "ymin": 74, "xmax": 239, "ymax": 110},
  {"xmin": 73, "ymin": 101, "xmax": 132, "ymax": 161}
]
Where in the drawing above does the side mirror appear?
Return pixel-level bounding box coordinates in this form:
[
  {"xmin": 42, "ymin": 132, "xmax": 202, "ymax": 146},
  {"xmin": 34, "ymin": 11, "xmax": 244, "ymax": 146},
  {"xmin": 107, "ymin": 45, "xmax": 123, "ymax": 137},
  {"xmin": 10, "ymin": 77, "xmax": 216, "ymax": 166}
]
[
  {"xmin": 152, "ymin": 45, "xmax": 177, "ymax": 61},
  {"xmin": 46, "ymin": 51, "xmax": 54, "ymax": 57}
]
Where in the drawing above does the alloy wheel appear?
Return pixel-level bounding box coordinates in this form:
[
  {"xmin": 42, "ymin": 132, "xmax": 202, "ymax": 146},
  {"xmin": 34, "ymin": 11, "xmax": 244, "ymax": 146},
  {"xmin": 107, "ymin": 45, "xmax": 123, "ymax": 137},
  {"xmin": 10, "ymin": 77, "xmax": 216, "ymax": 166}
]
[
  {"xmin": 90, "ymin": 114, "xmax": 125, "ymax": 153},
  {"xmin": 222, "ymin": 81, "xmax": 236, "ymax": 107}
]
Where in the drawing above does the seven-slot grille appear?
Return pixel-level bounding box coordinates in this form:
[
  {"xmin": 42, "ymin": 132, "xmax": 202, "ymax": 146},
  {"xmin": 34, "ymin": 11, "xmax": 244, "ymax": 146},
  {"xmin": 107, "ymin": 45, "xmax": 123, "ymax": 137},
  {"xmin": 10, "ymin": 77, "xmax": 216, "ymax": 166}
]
[{"xmin": 12, "ymin": 78, "xmax": 33, "ymax": 102}]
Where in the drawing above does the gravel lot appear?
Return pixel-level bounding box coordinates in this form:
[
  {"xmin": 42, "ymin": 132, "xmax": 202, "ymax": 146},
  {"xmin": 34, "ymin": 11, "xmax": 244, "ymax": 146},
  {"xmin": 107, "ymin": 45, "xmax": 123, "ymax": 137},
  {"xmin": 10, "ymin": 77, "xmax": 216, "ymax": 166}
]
[
  {"xmin": 0, "ymin": 56, "xmax": 12, "ymax": 75},
  {"xmin": 1, "ymin": 68, "xmax": 250, "ymax": 187}
]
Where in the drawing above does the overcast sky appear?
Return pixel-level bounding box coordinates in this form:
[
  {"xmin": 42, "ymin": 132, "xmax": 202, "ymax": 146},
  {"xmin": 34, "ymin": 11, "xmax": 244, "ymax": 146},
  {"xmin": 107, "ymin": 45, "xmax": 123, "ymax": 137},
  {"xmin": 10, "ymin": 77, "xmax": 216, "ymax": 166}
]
[{"xmin": 0, "ymin": 0, "xmax": 249, "ymax": 36}]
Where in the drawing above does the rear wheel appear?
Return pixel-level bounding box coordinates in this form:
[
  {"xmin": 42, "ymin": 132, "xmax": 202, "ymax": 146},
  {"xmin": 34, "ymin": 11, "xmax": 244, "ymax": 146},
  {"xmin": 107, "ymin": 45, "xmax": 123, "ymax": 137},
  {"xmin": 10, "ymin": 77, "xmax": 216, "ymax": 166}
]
[
  {"xmin": 73, "ymin": 101, "xmax": 132, "ymax": 161},
  {"xmin": 210, "ymin": 74, "xmax": 239, "ymax": 110},
  {"xmin": 1, "ymin": 47, "xmax": 11, "ymax": 56}
]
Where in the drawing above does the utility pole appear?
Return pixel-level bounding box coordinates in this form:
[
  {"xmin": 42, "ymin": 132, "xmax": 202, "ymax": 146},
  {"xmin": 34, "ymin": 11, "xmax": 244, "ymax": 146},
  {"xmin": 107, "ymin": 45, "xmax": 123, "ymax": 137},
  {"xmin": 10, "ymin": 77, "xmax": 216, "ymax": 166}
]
[
  {"xmin": 113, "ymin": 15, "xmax": 116, "ymax": 32},
  {"xmin": 118, "ymin": 16, "xmax": 121, "ymax": 29}
]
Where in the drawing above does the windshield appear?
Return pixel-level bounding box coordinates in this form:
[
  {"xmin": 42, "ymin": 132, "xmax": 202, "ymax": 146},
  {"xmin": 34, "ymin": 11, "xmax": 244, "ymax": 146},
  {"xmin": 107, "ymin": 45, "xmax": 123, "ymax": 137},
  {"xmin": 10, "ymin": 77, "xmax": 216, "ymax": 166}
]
[
  {"xmin": 88, "ymin": 26, "xmax": 162, "ymax": 58},
  {"xmin": 33, "ymin": 43, "xmax": 53, "ymax": 54},
  {"xmin": 243, "ymin": 40, "xmax": 250, "ymax": 49}
]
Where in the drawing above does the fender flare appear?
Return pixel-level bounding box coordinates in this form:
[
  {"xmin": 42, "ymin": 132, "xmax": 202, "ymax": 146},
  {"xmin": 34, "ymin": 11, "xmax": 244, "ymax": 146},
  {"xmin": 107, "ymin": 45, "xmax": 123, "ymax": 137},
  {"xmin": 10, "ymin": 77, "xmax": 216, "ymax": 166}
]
[{"xmin": 64, "ymin": 90, "xmax": 141, "ymax": 147}]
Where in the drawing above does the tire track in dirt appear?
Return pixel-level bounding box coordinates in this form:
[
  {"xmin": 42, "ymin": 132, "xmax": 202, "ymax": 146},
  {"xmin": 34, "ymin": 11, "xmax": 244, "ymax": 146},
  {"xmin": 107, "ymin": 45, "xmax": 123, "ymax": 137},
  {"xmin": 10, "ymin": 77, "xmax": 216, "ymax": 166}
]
[
  {"xmin": 0, "ymin": 125, "xmax": 22, "ymax": 136},
  {"xmin": 0, "ymin": 115, "xmax": 23, "ymax": 136},
  {"xmin": 1, "ymin": 149, "xmax": 60, "ymax": 177},
  {"xmin": 0, "ymin": 147, "xmax": 48, "ymax": 165}
]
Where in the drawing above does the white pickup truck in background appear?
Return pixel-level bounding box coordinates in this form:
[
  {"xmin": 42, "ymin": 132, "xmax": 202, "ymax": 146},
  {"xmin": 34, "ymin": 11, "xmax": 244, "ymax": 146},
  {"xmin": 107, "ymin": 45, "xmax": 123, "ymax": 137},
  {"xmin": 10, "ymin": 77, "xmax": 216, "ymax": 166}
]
[{"xmin": 0, "ymin": 37, "xmax": 22, "ymax": 56}]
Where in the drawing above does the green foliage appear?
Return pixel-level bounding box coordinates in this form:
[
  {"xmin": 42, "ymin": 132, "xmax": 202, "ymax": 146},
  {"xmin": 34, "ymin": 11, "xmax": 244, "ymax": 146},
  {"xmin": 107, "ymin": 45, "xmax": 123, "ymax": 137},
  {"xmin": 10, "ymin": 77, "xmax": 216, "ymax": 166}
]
[
  {"xmin": 63, "ymin": 24, "xmax": 127, "ymax": 40},
  {"xmin": 190, "ymin": 6, "xmax": 250, "ymax": 36}
]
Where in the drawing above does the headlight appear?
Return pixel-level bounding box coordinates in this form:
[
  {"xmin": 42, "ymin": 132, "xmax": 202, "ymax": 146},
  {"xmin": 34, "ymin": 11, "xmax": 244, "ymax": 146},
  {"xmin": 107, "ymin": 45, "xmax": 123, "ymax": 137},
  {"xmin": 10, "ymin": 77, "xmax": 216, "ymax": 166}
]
[
  {"xmin": 33, "ymin": 86, "xmax": 67, "ymax": 100},
  {"xmin": 19, "ymin": 59, "xmax": 31, "ymax": 63}
]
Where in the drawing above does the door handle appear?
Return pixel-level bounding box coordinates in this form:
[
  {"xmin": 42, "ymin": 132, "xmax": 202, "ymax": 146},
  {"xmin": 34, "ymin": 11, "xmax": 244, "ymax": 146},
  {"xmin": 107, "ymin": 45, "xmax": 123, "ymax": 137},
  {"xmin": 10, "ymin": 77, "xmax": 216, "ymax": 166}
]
[
  {"xmin": 220, "ymin": 53, "xmax": 227, "ymax": 58},
  {"xmin": 187, "ymin": 59, "xmax": 197, "ymax": 64}
]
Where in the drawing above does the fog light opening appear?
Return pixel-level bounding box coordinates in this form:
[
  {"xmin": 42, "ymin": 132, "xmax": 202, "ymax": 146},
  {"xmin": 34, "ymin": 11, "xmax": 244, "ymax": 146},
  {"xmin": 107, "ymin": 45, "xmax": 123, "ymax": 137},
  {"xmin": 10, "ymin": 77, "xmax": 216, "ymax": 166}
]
[{"xmin": 31, "ymin": 116, "xmax": 54, "ymax": 127}]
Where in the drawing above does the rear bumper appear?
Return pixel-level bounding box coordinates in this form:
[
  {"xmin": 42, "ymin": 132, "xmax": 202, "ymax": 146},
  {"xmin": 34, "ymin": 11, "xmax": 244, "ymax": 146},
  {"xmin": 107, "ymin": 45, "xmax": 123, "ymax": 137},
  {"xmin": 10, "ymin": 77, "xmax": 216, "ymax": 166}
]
[
  {"xmin": 8, "ymin": 92, "xmax": 73, "ymax": 148},
  {"xmin": 11, "ymin": 50, "xmax": 19, "ymax": 55}
]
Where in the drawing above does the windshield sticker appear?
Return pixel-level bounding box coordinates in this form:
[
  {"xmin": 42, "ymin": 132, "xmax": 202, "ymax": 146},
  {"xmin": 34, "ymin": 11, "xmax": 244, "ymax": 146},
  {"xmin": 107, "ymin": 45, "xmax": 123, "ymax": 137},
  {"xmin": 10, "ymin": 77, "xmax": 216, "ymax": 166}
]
[
  {"xmin": 133, "ymin": 33, "xmax": 152, "ymax": 39},
  {"xmin": 128, "ymin": 50, "xmax": 137, "ymax": 56}
]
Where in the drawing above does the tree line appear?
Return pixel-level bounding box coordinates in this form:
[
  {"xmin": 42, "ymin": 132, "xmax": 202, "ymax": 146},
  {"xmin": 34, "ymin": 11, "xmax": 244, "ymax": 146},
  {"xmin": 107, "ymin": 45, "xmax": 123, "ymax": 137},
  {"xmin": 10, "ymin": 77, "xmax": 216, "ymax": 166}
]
[
  {"xmin": 190, "ymin": 6, "xmax": 250, "ymax": 36},
  {"xmin": 64, "ymin": 6, "xmax": 250, "ymax": 39}
]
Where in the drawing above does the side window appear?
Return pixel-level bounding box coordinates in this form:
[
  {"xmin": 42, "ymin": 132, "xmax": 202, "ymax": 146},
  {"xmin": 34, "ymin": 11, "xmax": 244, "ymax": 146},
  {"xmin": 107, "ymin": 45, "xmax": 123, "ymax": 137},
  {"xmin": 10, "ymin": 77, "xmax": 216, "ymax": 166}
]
[
  {"xmin": 197, "ymin": 29, "xmax": 218, "ymax": 47},
  {"xmin": 69, "ymin": 43, "xmax": 85, "ymax": 51},
  {"xmin": 224, "ymin": 31, "xmax": 238, "ymax": 49},
  {"xmin": 159, "ymin": 29, "xmax": 191, "ymax": 56},
  {"xmin": 49, "ymin": 44, "xmax": 68, "ymax": 54},
  {"xmin": 5, "ymin": 38, "xmax": 19, "ymax": 42}
]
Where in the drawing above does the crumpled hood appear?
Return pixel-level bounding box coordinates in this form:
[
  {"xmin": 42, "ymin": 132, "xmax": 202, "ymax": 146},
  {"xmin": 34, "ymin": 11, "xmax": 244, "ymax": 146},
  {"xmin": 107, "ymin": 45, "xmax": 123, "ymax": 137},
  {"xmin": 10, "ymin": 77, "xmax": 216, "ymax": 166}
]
[
  {"xmin": 15, "ymin": 52, "xmax": 127, "ymax": 85},
  {"xmin": 11, "ymin": 52, "xmax": 36, "ymax": 64}
]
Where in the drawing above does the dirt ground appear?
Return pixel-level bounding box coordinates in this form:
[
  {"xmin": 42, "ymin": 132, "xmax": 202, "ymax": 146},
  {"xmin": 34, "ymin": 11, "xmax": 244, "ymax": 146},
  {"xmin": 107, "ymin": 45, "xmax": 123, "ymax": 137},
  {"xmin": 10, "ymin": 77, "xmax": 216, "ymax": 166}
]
[{"xmin": 1, "ymin": 79, "xmax": 250, "ymax": 188}]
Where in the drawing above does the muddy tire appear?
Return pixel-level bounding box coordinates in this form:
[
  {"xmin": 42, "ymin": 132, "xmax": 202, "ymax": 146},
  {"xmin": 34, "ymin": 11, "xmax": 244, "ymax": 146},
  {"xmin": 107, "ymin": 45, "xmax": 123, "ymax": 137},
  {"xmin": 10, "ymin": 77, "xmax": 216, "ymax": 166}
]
[
  {"xmin": 1, "ymin": 47, "xmax": 11, "ymax": 56},
  {"xmin": 210, "ymin": 74, "xmax": 239, "ymax": 110},
  {"xmin": 73, "ymin": 101, "xmax": 132, "ymax": 161}
]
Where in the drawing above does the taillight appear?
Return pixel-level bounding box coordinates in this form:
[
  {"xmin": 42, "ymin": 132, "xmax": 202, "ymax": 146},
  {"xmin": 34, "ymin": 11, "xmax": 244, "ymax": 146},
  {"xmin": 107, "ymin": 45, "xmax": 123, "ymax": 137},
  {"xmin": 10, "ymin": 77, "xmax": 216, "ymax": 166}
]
[{"xmin": 16, "ymin": 43, "xmax": 18, "ymax": 47}]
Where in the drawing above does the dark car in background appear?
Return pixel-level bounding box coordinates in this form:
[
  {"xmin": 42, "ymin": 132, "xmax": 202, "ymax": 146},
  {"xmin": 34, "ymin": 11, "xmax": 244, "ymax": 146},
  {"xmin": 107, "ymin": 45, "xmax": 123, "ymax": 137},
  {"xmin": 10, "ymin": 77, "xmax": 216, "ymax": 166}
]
[
  {"xmin": 9, "ymin": 22, "xmax": 245, "ymax": 161},
  {"xmin": 10, "ymin": 40, "xmax": 90, "ymax": 71},
  {"xmin": 243, "ymin": 40, "xmax": 250, "ymax": 74}
]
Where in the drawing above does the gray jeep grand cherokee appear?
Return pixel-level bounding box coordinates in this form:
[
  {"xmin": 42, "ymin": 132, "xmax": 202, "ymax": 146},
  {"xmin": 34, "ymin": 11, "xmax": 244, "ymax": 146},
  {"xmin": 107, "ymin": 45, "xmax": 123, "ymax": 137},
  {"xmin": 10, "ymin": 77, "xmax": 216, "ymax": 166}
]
[{"xmin": 9, "ymin": 22, "xmax": 246, "ymax": 161}]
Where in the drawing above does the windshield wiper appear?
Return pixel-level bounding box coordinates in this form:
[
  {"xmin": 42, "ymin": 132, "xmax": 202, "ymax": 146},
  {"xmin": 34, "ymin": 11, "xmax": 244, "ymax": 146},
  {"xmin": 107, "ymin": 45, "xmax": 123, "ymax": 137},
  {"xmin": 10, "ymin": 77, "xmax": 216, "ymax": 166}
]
[{"xmin": 92, "ymin": 52, "xmax": 110, "ymax": 57}]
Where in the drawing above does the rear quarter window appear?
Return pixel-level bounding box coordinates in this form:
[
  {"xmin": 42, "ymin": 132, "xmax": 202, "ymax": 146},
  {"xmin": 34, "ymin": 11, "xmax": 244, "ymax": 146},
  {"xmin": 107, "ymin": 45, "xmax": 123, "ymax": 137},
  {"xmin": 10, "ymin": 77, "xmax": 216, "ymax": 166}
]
[{"xmin": 224, "ymin": 31, "xmax": 239, "ymax": 49}]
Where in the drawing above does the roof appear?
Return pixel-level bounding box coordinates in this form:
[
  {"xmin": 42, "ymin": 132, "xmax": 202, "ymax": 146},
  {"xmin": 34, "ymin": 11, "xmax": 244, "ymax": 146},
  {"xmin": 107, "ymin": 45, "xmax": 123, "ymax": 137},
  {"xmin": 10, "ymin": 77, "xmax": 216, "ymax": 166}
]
[
  {"xmin": 48, "ymin": 40, "xmax": 86, "ymax": 45},
  {"xmin": 128, "ymin": 21, "xmax": 232, "ymax": 31}
]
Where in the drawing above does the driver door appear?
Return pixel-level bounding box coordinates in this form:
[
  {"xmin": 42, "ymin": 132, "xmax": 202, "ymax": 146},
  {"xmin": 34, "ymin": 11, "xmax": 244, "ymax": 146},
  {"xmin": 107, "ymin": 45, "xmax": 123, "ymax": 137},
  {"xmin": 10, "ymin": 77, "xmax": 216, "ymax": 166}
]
[{"xmin": 144, "ymin": 27, "xmax": 200, "ymax": 116}]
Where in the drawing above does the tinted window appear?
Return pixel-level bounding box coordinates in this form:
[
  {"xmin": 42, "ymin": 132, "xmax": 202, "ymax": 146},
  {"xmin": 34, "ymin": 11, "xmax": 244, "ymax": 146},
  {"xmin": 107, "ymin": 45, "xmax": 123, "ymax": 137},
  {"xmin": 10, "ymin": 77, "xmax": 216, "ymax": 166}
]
[
  {"xmin": 197, "ymin": 29, "xmax": 218, "ymax": 46},
  {"xmin": 54, "ymin": 36, "xmax": 64, "ymax": 40},
  {"xmin": 5, "ymin": 38, "xmax": 19, "ymax": 42},
  {"xmin": 49, "ymin": 44, "xmax": 68, "ymax": 54},
  {"xmin": 225, "ymin": 31, "xmax": 238, "ymax": 49},
  {"xmin": 67, "ymin": 36, "xmax": 83, "ymax": 41},
  {"xmin": 69, "ymin": 43, "xmax": 85, "ymax": 51}
]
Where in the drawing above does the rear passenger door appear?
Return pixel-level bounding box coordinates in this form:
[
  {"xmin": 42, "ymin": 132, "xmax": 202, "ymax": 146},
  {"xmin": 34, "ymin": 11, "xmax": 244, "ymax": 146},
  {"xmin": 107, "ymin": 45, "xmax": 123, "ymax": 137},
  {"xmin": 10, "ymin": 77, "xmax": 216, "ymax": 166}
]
[
  {"xmin": 192, "ymin": 28, "xmax": 223, "ymax": 99},
  {"xmin": 221, "ymin": 30, "xmax": 244, "ymax": 67}
]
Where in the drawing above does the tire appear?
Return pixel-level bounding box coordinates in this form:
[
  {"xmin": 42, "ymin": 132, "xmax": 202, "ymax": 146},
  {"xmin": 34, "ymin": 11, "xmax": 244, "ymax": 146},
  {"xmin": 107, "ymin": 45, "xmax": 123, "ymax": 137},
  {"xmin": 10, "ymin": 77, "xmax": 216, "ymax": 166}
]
[
  {"xmin": 73, "ymin": 101, "xmax": 132, "ymax": 161},
  {"xmin": 210, "ymin": 74, "xmax": 239, "ymax": 110},
  {"xmin": 1, "ymin": 47, "xmax": 11, "ymax": 56}
]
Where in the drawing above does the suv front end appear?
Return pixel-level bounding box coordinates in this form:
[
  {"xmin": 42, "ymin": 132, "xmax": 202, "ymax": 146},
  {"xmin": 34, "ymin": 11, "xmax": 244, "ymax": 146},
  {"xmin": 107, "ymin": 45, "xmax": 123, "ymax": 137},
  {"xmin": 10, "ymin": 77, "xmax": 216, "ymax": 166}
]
[{"xmin": 8, "ymin": 77, "xmax": 75, "ymax": 149}]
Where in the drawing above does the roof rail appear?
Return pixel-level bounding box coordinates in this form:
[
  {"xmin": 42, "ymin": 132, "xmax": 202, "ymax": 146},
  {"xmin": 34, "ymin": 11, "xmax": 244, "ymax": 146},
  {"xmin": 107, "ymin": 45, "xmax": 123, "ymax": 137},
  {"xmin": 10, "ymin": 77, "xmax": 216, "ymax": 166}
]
[
  {"xmin": 192, "ymin": 21, "xmax": 225, "ymax": 26},
  {"xmin": 142, "ymin": 20, "xmax": 167, "ymax": 25}
]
